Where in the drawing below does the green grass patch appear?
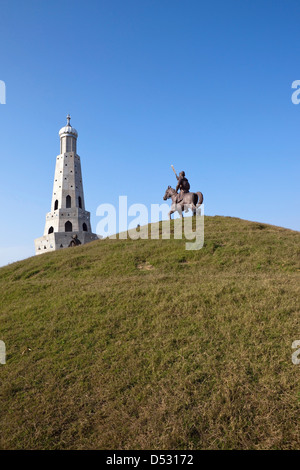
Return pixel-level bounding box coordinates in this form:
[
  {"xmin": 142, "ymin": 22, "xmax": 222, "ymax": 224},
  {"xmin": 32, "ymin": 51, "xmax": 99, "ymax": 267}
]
[{"xmin": 0, "ymin": 216, "xmax": 299, "ymax": 449}]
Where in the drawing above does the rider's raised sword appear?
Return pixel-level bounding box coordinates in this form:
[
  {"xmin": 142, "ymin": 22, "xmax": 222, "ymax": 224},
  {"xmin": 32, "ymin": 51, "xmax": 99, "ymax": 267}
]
[{"xmin": 171, "ymin": 165, "xmax": 178, "ymax": 179}]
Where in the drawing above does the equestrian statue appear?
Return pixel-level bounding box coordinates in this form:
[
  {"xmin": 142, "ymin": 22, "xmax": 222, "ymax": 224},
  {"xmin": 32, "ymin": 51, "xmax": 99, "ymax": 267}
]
[{"xmin": 163, "ymin": 165, "xmax": 204, "ymax": 219}]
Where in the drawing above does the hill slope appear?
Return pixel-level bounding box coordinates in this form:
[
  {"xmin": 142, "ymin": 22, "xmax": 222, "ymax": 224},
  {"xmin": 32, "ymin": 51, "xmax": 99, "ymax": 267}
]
[{"xmin": 0, "ymin": 216, "xmax": 299, "ymax": 450}]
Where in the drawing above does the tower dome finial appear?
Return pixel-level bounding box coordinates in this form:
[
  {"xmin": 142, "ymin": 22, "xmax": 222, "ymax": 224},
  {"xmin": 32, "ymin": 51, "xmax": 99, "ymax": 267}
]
[{"xmin": 66, "ymin": 114, "xmax": 71, "ymax": 126}]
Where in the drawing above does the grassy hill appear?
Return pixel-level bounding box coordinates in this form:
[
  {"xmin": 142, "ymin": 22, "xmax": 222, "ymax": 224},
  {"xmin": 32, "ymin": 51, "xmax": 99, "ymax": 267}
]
[{"xmin": 0, "ymin": 216, "xmax": 299, "ymax": 450}]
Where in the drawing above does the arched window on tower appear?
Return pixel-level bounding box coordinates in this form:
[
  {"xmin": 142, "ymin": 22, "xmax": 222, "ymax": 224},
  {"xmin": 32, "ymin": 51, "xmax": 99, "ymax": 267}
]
[
  {"xmin": 48, "ymin": 226, "xmax": 54, "ymax": 234},
  {"xmin": 65, "ymin": 221, "xmax": 72, "ymax": 232},
  {"xmin": 78, "ymin": 196, "xmax": 82, "ymax": 209},
  {"xmin": 83, "ymin": 223, "xmax": 87, "ymax": 232},
  {"xmin": 66, "ymin": 195, "xmax": 71, "ymax": 208},
  {"xmin": 66, "ymin": 137, "xmax": 72, "ymax": 152},
  {"xmin": 54, "ymin": 200, "xmax": 58, "ymax": 211}
]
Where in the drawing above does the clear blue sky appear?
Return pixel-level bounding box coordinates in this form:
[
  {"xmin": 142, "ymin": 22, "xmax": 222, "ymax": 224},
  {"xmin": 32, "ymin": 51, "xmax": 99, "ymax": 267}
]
[{"xmin": 0, "ymin": 0, "xmax": 299, "ymax": 266}]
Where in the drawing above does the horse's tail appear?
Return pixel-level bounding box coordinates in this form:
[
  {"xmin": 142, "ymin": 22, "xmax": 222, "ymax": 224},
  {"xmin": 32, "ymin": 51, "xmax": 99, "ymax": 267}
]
[{"xmin": 196, "ymin": 192, "xmax": 204, "ymax": 207}]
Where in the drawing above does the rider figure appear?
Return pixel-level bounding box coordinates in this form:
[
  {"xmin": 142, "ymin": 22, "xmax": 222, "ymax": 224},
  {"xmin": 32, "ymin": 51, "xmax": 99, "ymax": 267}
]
[
  {"xmin": 175, "ymin": 171, "xmax": 190, "ymax": 203},
  {"xmin": 68, "ymin": 234, "xmax": 82, "ymax": 247}
]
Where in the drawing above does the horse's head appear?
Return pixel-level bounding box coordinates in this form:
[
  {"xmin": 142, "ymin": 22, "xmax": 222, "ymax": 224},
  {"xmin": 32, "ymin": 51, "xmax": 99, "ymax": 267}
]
[{"xmin": 163, "ymin": 186, "xmax": 173, "ymax": 200}]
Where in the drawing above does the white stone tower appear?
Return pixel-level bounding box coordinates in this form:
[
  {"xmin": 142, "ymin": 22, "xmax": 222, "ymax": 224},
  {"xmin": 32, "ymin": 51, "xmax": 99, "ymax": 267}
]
[{"xmin": 35, "ymin": 115, "xmax": 98, "ymax": 254}]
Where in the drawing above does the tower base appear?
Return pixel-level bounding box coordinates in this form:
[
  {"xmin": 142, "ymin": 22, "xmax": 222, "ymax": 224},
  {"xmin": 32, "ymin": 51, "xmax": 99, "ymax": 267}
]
[{"xmin": 34, "ymin": 231, "xmax": 99, "ymax": 255}]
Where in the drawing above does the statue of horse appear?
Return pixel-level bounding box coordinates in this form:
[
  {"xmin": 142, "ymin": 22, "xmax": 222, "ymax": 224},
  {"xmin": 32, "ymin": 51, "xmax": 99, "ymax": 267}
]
[{"xmin": 163, "ymin": 186, "xmax": 204, "ymax": 219}]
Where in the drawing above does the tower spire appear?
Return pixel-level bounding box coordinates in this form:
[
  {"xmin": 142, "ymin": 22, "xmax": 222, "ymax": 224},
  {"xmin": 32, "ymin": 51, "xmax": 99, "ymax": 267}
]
[{"xmin": 34, "ymin": 116, "xmax": 98, "ymax": 254}]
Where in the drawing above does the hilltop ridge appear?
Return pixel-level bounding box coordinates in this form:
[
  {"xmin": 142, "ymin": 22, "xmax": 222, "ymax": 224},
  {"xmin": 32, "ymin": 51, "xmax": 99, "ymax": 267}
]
[{"xmin": 0, "ymin": 216, "xmax": 299, "ymax": 449}]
